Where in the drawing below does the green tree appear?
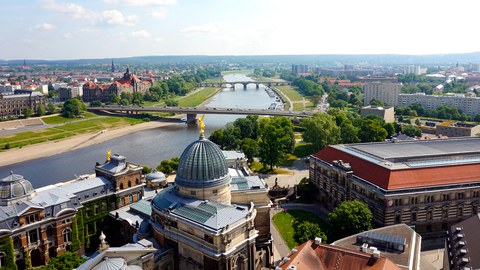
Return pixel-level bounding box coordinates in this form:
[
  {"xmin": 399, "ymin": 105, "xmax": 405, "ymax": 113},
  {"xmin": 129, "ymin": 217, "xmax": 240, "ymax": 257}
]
[
  {"xmin": 258, "ymin": 117, "xmax": 294, "ymax": 170},
  {"xmin": 36, "ymin": 103, "xmax": 46, "ymax": 116},
  {"xmin": 47, "ymin": 102, "xmax": 56, "ymax": 114},
  {"xmin": 301, "ymin": 113, "xmax": 341, "ymax": 151},
  {"xmin": 415, "ymin": 119, "xmax": 421, "ymax": 126},
  {"xmin": 240, "ymin": 138, "xmax": 258, "ymax": 164},
  {"xmin": 108, "ymin": 93, "xmax": 120, "ymax": 104},
  {"xmin": 402, "ymin": 124, "xmax": 422, "ymax": 137},
  {"xmin": 293, "ymin": 221, "xmax": 327, "ymax": 244},
  {"xmin": 358, "ymin": 119, "xmax": 388, "ymax": 142},
  {"xmin": 310, "ymin": 95, "xmax": 322, "ymax": 107},
  {"xmin": 90, "ymin": 100, "xmax": 102, "ymax": 107},
  {"xmin": 340, "ymin": 122, "xmax": 360, "ymax": 143},
  {"xmin": 474, "ymin": 114, "xmax": 480, "ymax": 123},
  {"xmin": 368, "ymin": 98, "xmax": 386, "ymax": 106},
  {"xmin": 165, "ymin": 98, "xmax": 178, "ymax": 106},
  {"xmin": 38, "ymin": 252, "xmax": 86, "ymax": 270},
  {"xmin": 156, "ymin": 157, "xmax": 179, "ymax": 174},
  {"xmin": 142, "ymin": 165, "xmax": 152, "ymax": 175},
  {"xmin": 328, "ymin": 200, "xmax": 373, "ymax": 239},
  {"xmin": 62, "ymin": 99, "xmax": 87, "ymax": 118},
  {"xmin": 22, "ymin": 107, "xmax": 33, "ymax": 118}
]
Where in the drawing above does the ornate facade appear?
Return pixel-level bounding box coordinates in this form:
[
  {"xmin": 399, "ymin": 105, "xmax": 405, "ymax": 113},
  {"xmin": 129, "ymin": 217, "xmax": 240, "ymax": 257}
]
[
  {"xmin": 151, "ymin": 134, "xmax": 272, "ymax": 270},
  {"xmin": 0, "ymin": 154, "xmax": 144, "ymax": 269},
  {"xmin": 82, "ymin": 68, "xmax": 154, "ymax": 102},
  {"xmin": 310, "ymin": 137, "xmax": 480, "ymax": 241},
  {"xmin": 0, "ymin": 92, "xmax": 45, "ymax": 118}
]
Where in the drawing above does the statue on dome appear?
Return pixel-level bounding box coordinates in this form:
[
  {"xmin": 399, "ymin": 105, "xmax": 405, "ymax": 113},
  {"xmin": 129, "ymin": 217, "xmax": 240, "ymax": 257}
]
[{"xmin": 198, "ymin": 114, "xmax": 206, "ymax": 136}]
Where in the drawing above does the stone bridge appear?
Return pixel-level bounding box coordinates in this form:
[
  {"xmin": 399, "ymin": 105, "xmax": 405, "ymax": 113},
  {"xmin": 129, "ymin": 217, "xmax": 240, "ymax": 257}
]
[{"xmin": 197, "ymin": 81, "xmax": 291, "ymax": 89}]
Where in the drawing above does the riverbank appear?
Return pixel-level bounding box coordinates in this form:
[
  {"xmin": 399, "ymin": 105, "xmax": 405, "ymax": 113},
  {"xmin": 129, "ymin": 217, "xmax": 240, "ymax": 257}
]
[{"xmin": 0, "ymin": 119, "xmax": 179, "ymax": 167}]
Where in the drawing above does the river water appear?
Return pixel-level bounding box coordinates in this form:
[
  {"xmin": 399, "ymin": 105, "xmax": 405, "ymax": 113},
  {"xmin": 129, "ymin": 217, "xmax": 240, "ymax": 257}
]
[{"xmin": 0, "ymin": 74, "xmax": 277, "ymax": 187}]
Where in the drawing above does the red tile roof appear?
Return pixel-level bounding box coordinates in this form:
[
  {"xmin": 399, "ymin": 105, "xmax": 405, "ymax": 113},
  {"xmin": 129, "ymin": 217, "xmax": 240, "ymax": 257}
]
[
  {"xmin": 280, "ymin": 240, "xmax": 402, "ymax": 270},
  {"xmin": 314, "ymin": 146, "xmax": 480, "ymax": 190}
]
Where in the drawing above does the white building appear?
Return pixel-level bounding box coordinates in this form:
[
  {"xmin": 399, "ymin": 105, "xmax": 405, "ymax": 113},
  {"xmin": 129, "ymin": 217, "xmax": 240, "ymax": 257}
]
[{"xmin": 399, "ymin": 93, "xmax": 480, "ymax": 117}]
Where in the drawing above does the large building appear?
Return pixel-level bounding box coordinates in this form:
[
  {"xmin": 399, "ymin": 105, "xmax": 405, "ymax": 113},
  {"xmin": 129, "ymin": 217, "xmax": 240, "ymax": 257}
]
[
  {"xmin": 82, "ymin": 68, "xmax": 154, "ymax": 102},
  {"xmin": 399, "ymin": 93, "xmax": 480, "ymax": 117},
  {"xmin": 0, "ymin": 92, "xmax": 45, "ymax": 118},
  {"xmin": 360, "ymin": 105, "xmax": 395, "ymax": 123},
  {"xmin": 363, "ymin": 82, "xmax": 402, "ymax": 106},
  {"xmin": 309, "ymin": 137, "xmax": 480, "ymax": 242},
  {"xmin": 0, "ymin": 154, "xmax": 144, "ymax": 269},
  {"xmin": 151, "ymin": 133, "xmax": 272, "ymax": 270},
  {"xmin": 443, "ymin": 213, "xmax": 480, "ymax": 270}
]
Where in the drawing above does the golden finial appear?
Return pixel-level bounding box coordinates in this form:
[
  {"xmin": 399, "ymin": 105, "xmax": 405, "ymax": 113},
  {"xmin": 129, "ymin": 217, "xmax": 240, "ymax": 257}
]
[
  {"xmin": 198, "ymin": 114, "xmax": 206, "ymax": 136},
  {"xmin": 106, "ymin": 149, "xmax": 112, "ymax": 161}
]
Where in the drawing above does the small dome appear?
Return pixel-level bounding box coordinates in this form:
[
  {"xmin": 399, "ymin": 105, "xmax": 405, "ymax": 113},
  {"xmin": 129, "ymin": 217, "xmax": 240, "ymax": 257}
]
[
  {"xmin": 0, "ymin": 173, "xmax": 35, "ymax": 206},
  {"xmin": 175, "ymin": 136, "xmax": 230, "ymax": 189},
  {"xmin": 146, "ymin": 170, "xmax": 166, "ymax": 181},
  {"xmin": 92, "ymin": 257, "xmax": 127, "ymax": 270}
]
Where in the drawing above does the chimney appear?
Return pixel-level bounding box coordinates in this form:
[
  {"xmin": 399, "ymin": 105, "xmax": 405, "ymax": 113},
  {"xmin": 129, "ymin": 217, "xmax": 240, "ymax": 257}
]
[{"xmin": 314, "ymin": 237, "xmax": 322, "ymax": 245}]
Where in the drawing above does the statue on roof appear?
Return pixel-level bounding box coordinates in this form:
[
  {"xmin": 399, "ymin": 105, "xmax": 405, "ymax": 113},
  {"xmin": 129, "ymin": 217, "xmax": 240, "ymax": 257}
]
[{"xmin": 198, "ymin": 114, "xmax": 206, "ymax": 136}]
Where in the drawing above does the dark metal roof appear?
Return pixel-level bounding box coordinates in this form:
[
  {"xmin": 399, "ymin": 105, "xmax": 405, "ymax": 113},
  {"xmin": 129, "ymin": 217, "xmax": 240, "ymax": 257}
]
[{"xmin": 175, "ymin": 135, "xmax": 230, "ymax": 189}]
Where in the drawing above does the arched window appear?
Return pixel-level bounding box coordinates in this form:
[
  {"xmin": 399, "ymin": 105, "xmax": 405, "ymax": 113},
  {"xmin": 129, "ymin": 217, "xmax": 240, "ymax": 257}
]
[
  {"xmin": 128, "ymin": 181, "xmax": 132, "ymax": 188},
  {"xmin": 119, "ymin": 183, "xmax": 124, "ymax": 190},
  {"xmin": 136, "ymin": 178, "xmax": 140, "ymax": 185},
  {"xmin": 0, "ymin": 252, "xmax": 6, "ymax": 268},
  {"xmin": 63, "ymin": 228, "xmax": 72, "ymax": 243}
]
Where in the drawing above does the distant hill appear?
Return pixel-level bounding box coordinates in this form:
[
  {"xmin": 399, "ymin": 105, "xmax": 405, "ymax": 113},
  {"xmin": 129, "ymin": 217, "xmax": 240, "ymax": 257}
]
[{"xmin": 2, "ymin": 52, "xmax": 480, "ymax": 66}]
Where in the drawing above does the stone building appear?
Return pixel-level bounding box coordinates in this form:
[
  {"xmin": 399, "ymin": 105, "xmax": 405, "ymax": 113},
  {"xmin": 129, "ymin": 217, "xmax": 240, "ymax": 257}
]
[
  {"xmin": 0, "ymin": 92, "xmax": 45, "ymax": 118},
  {"xmin": 443, "ymin": 213, "xmax": 480, "ymax": 270},
  {"xmin": 360, "ymin": 105, "xmax": 395, "ymax": 123},
  {"xmin": 435, "ymin": 122, "xmax": 480, "ymax": 137},
  {"xmin": 309, "ymin": 137, "xmax": 480, "ymax": 242},
  {"xmin": 151, "ymin": 134, "xmax": 272, "ymax": 270},
  {"xmin": 82, "ymin": 68, "xmax": 154, "ymax": 102},
  {"xmin": 0, "ymin": 154, "xmax": 144, "ymax": 269}
]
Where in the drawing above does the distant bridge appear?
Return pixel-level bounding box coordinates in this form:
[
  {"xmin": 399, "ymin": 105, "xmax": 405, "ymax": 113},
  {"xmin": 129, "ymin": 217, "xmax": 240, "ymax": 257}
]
[
  {"xmin": 197, "ymin": 81, "xmax": 291, "ymax": 89},
  {"xmin": 88, "ymin": 105, "xmax": 312, "ymax": 124}
]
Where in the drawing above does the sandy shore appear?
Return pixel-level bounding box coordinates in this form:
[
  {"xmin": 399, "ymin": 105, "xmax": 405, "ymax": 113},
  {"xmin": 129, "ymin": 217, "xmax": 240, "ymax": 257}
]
[{"xmin": 0, "ymin": 120, "xmax": 179, "ymax": 167}]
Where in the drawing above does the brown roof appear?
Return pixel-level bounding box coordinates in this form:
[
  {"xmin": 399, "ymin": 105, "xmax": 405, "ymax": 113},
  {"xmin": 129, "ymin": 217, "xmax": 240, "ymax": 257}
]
[
  {"xmin": 280, "ymin": 240, "xmax": 402, "ymax": 270},
  {"xmin": 314, "ymin": 146, "xmax": 480, "ymax": 190}
]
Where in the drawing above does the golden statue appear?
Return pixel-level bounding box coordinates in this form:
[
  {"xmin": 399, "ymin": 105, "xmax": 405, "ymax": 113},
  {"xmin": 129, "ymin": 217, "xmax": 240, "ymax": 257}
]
[
  {"xmin": 198, "ymin": 114, "xmax": 206, "ymax": 135},
  {"xmin": 106, "ymin": 149, "xmax": 112, "ymax": 161}
]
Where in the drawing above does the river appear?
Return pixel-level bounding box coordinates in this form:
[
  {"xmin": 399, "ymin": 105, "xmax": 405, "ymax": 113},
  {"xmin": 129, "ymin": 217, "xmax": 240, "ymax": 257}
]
[{"xmin": 0, "ymin": 73, "xmax": 278, "ymax": 187}]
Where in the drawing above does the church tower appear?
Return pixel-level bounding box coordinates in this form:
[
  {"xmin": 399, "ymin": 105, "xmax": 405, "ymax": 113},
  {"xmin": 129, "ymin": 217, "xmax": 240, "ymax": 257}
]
[{"xmin": 111, "ymin": 59, "xmax": 115, "ymax": 73}]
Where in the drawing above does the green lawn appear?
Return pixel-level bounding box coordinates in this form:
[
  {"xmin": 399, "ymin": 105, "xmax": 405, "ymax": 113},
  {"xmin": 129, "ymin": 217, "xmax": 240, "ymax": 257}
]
[
  {"xmin": 276, "ymin": 86, "xmax": 304, "ymax": 102},
  {"xmin": 0, "ymin": 115, "xmax": 145, "ymax": 150},
  {"xmin": 42, "ymin": 112, "xmax": 99, "ymax": 124},
  {"xmin": 294, "ymin": 142, "xmax": 317, "ymax": 157},
  {"xmin": 177, "ymin": 87, "xmax": 221, "ymax": 107},
  {"xmin": 273, "ymin": 210, "xmax": 330, "ymax": 249}
]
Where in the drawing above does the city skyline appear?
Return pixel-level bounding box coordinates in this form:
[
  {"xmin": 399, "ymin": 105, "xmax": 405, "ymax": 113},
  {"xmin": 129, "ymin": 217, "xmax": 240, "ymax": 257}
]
[{"xmin": 2, "ymin": 0, "xmax": 480, "ymax": 60}]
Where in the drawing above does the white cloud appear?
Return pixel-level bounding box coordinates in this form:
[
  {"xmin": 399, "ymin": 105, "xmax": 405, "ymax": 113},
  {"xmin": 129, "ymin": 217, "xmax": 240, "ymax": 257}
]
[
  {"xmin": 154, "ymin": 37, "xmax": 164, "ymax": 43},
  {"xmin": 181, "ymin": 23, "xmax": 219, "ymax": 34},
  {"xmin": 64, "ymin": 33, "xmax": 73, "ymax": 39},
  {"xmin": 33, "ymin": 22, "xmax": 55, "ymax": 31},
  {"xmin": 102, "ymin": 10, "xmax": 138, "ymax": 26},
  {"xmin": 149, "ymin": 8, "xmax": 167, "ymax": 19},
  {"xmin": 40, "ymin": 0, "xmax": 93, "ymax": 20},
  {"xmin": 104, "ymin": 0, "xmax": 176, "ymax": 6},
  {"xmin": 130, "ymin": 30, "xmax": 151, "ymax": 38}
]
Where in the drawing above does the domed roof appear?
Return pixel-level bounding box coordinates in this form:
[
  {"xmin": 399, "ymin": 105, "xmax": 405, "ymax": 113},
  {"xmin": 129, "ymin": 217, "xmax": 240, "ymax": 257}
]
[
  {"xmin": 0, "ymin": 172, "xmax": 35, "ymax": 206},
  {"xmin": 92, "ymin": 257, "xmax": 126, "ymax": 270},
  {"xmin": 175, "ymin": 135, "xmax": 230, "ymax": 189},
  {"xmin": 146, "ymin": 170, "xmax": 166, "ymax": 181}
]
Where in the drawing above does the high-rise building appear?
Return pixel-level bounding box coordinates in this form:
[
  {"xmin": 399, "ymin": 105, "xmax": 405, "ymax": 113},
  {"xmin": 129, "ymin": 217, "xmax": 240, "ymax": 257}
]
[{"xmin": 363, "ymin": 82, "xmax": 402, "ymax": 106}]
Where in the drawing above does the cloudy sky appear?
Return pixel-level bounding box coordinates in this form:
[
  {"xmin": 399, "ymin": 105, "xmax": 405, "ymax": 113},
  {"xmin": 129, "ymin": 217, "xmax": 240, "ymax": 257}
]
[{"xmin": 1, "ymin": 0, "xmax": 479, "ymax": 60}]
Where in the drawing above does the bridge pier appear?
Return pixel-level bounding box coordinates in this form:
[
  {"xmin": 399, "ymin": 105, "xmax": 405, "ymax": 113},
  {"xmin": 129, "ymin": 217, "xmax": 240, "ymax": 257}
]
[
  {"xmin": 186, "ymin": 113, "xmax": 197, "ymax": 124},
  {"xmin": 256, "ymin": 83, "xmax": 259, "ymax": 89},
  {"xmin": 243, "ymin": 83, "xmax": 247, "ymax": 90}
]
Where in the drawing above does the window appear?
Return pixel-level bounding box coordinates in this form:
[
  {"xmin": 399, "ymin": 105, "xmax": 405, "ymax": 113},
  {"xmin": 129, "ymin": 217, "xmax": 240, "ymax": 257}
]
[
  {"xmin": 129, "ymin": 194, "xmax": 133, "ymax": 204},
  {"xmin": 395, "ymin": 212, "xmax": 401, "ymax": 224},
  {"xmin": 458, "ymin": 207, "xmax": 463, "ymax": 217},
  {"xmin": 473, "ymin": 191, "xmax": 479, "ymax": 198},
  {"xmin": 212, "ymin": 189, "xmax": 218, "ymax": 194},
  {"xmin": 442, "ymin": 194, "xmax": 450, "ymax": 201},
  {"xmin": 28, "ymin": 229, "xmax": 39, "ymax": 244},
  {"xmin": 13, "ymin": 236, "xmax": 21, "ymax": 249},
  {"xmin": 411, "ymin": 212, "xmax": 417, "ymax": 222},
  {"xmin": 410, "ymin": 197, "xmax": 418, "ymax": 205},
  {"xmin": 119, "ymin": 183, "xmax": 124, "ymax": 190},
  {"xmin": 63, "ymin": 228, "xmax": 72, "ymax": 243},
  {"xmin": 442, "ymin": 208, "xmax": 448, "ymax": 218},
  {"xmin": 457, "ymin": 193, "xmax": 465, "ymax": 200},
  {"xmin": 0, "ymin": 252, "xmax": 5, "ymax": 268},
  {"xmin": 128, "ymin": 181, "xmax": 132, "ymax": 188},
  {"xmin": 425, "ymin": 195, "xmax": 434, "ymax": 203},
  {"xmin": 427, "ymin": 210, "xmax": 433, "ymax": 220},
  {"xmin": 394, "ymin": 199, "xmax": 402, "ymax": 206},
  {"xmin": 26, "ymin": 213, "xmax": 39, "ymax": 224},
  {"xmin": 191, "ymin": 191, "xmax": 196, "ymax": 196},
  {"xmin": 204, "ymin": 234, "xmax": 214, "ymax": 244},
  {"xmin": 46, "ymin": 226, "xmax": 54, "ymax": 238}
]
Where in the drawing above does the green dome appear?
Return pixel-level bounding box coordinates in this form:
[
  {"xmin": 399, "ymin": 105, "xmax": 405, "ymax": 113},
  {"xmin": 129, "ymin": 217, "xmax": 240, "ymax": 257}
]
[{"xmin": 175, "ymin": 136, "xmax": 230, "ymax": 189}]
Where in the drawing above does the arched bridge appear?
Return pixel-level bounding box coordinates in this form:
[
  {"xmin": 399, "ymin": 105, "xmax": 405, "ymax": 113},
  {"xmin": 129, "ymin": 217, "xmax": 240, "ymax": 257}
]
[
  {"xmin": 197, "ymin": 81, "xmax": 291, "ymax": 89},
  {"xmin": 89, "ymin": 105, "xmax": 312, "ymax": 124}
]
